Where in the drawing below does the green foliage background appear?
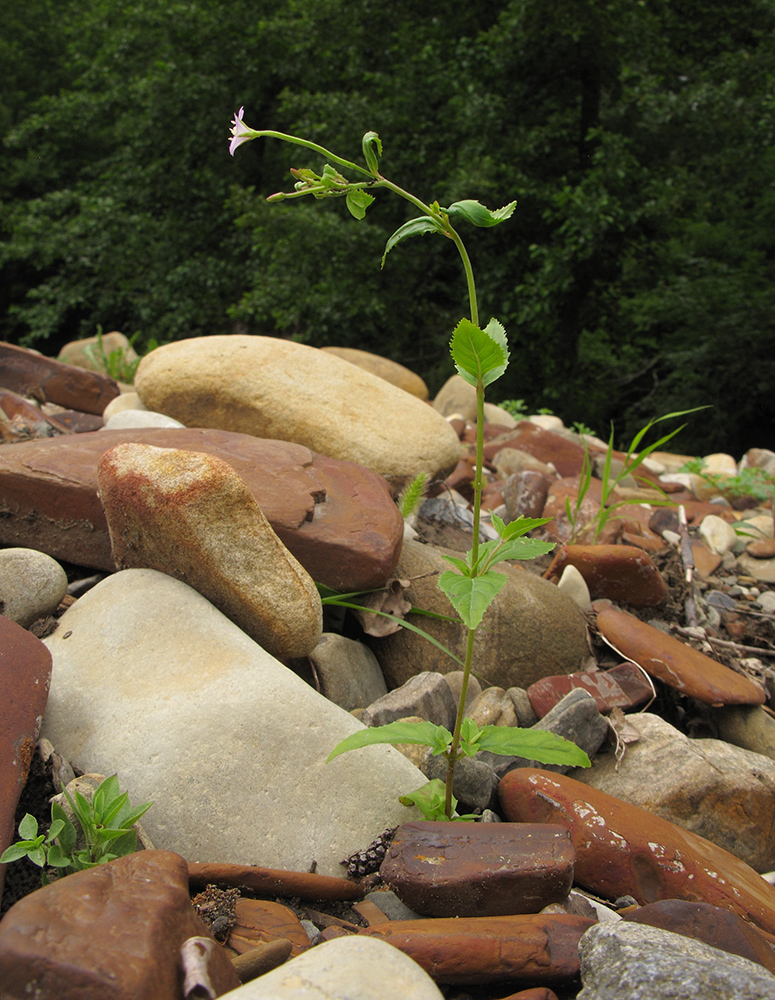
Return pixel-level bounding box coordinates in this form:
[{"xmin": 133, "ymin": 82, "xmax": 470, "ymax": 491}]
[{"xmin": 2, "ymin": 0, "xmax": 775, "ymax": 455}]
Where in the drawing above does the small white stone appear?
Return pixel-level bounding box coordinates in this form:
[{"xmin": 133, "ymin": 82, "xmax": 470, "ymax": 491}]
[
  {"xmin": 528, "ymin": 414, "xmax": 565, "ymax": 431},
  {"xmin": 557, "ymin": 564, "xmax": 591, "ymax": 607},
  {"xmin": 0, "ymin": 548, "xmax": 67, "ymax": 627},
  {"xmin": 102, "ymin": 392, "xmax": 148, "ymax": 420},
  {"xmin": 698, "ymin": 514, "xmax": 738, "ymax": 555},
  {"xmin": 102, "ymin": 410, "xmax": 185, "ymax": 430}
]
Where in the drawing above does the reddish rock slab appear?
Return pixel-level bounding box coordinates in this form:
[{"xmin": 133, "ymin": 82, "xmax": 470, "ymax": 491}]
[
  {"xmin": 503, "ymin": 470, "xmax": 555, "ymax": 521},
  {"xmin": 691, "ymin": 540, "xmax": 723, "ymax": 578},
  {"xmin": 747, "ymin": 538, "xmax": 775, "ymax": 558},
  {"xmin": 623, "ymin": 899, "xmax": 775, "ymax": 976},
  {"xmin": 541, "ymin": 476, "xmax": 604, "ymax": 542},
  {"xmin": 0, "ymin": 617, "xmax": 52, "ymax": 899},
  {"xmin": 545, "ymin": 544, "xmax": 667, "ymax": 607},
  {"xmin": 187, "ymin": 861, "xmax": 364, "ymax": 901},
  {"xmin": 483, "ymin": 422, "xmax": 588, "ymax": 478},
  {"xmin": 497, "ymin": 991, "xmax": 559, "ymax": 1000},
  {"xmin": 0, "ymin": 390, "xmax": 69, "ymax": 443},
  {"xmin": 360, "ymin": 913, "xmax": 594, "ymax": 985},
  {"xmin": 592, "ymin": 599, "xmax": 766, "ymax": 706},
  {"xmin": 0, "ymin": 850, "xmax": 240, "ymax": 1000},
  {"xmin": 0, "ymin": 341, "xmax": 120, "ymax": 415},
  {"xmin": 498, "ymin": 769, "xmax": 775, "ymax": 937},
  {"xmin": 226, "ymin": 898, "xmax": 309, "ymax": 958},
  {"xmin": 379, "ymin": 821, "xmax": 575, "ymax": 917},
  {"xmin": 0, "ymin": 428, "xmax": 402, "ymax": 591},
  {"xmin": 527, "ymin": 662, "xmax": 653, "ymax": 719}
]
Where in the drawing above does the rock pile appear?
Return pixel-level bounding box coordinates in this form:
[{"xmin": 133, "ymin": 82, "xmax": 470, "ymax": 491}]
[{"xmin": 1, "ymin": 336, "xmax": 775, "ymax": 999}]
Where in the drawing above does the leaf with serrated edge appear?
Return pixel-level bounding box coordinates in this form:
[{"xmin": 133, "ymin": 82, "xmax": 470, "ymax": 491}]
[
  {"xmin": 362, "ymin": 131, "xmax": 382, "ymax": 174},
  {"xmin": 327, "ymin": 720, "xmax": 450, "ymax": 762},
  {"xmin": 346, "ymin": 188, "xmax": 375, "ymax": 220},
  {"xmin": 485, "ymin": 538, "xmax": 556, "ymax": 567},
  {"xmin": 381, "ymin": 217, "xmax": 444, "ymax": 267},
  {"xmin": 492, "ymin": 513, "xmax": 552, "ymax": 539},
  {"xmin": 475, "ymin": 726, "xmax": 591, "ymax": 766},
  {"xmin": 450, "ymin": 318, "xmax": 509, "ymax": 388},
  {"xmin": 438, "ymin": 569, "xmax": 507, "ymax": 630},
  {"xmin": 446, "ymin": 200, "xmax": 517, "ymax": 227}
]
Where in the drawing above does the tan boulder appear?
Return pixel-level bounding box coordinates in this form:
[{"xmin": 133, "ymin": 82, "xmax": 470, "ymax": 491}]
[
  {"xmin": 321, "ymin": 346, "xmax": 429, "ymax": 399},
  {"xmin": 97, "ymin": 443, "xmax": 322, "ymax": 659},
  {"xmin": 134, "ymin": 336, "xmax": 460, "ymax": 485}
]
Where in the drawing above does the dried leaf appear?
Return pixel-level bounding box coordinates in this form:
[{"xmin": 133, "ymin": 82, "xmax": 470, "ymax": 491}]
[
  {"xmin": 352, "ymin": 578, "xmax": 412, "ymax": 637},
  {"xmin": 181, "ymin": 936, "xmax": 216, "ymax": 999},
  {"xmin": 607, "ymin": 707, "xmax": 641, "ymax": 771}
]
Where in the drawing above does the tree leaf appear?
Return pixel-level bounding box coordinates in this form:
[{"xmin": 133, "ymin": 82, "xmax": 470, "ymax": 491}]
[
  {"xmin": 18, "ymin": 813, "xmax": 38, "ymax": 840},
  {"xmin": 438, "ymin": 568, "xmax": 507, "ymax": 630},
  {"xmin": 475, "ymin": 726, "xmax": 592, "ymax": 766},
  {"xmin": 450, "ymin": 318, "xmax": 509, "ymax": 388},
  {"xmin": 0, "ymin": 843, "xmax": 34, "ymax": 864},
  {"xmin": 485, "ymin": 537, "xmax": 556, "ymax": 566},
  {"xmin": 361, "ymin": 131, "xmax": 382, "ymax": 174},
  {"xmin": 492, "ymin": 513, "xmax": 553, "ymax": 540},
  {"xmin": 327, "ymin": 720, "xmax": 450, "ymax": 763},
  {"xmin": 46, "ymin": 843, "xmax": 73, "ymax": 868},
  {"xmin": 345, "ymin": 188, "xmax": 375, "ymax": 220},
  {"xmin": 381, "ymin": 217, "xmax": 444, "ymax": 267},
  {"xmin": 446, "ymin": 200, "xmax": 517, "ymax": 227}
]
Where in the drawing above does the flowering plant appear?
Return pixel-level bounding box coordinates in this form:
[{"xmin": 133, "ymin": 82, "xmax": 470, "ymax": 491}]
[{"xmin": 229, "ymin": 112, "xmax": 590, "ymax": 818}]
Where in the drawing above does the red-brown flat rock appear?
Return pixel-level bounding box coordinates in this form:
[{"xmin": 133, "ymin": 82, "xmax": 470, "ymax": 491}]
[
  {"xmin": 593, "ymin": 599, "xmax": 765, "ymax": 705},
  {"xmin": 498, "ymin": 769, "xmax": 775, "ymax": 937},
  {"xmin": 483, "ymin": 422, "xmax": 587, "ymax": 478},
  {"xmin": 545, "ymin": 544, "xmax": 668, "ymax": 607},
  {"xmin": 0, "ymin": 850, "xmax": 240, "ymax": 999},
  {"xmin": 0, "ymin": 341, "xmax": 119, "ymax": 415},
  {"xmin": 527, "ymin": 662, "xmax": 653, "ymax": 718},
  {"xmin": 0, "ymin": 428, "xmax": 402, "ymax": 591},
  {"xmin": 187, "ymin": 861, "xmax": 364, "ymax": 901},
  {"xmin": 0, "ymin": 617, "xmax": 52, "ymax": 899},
  {"xmin": 623, "ymin": 899, "xmax": 775, "ymax": 976},
  {"xmin": 379, "ymin": 821, "xmax": 575, "ymax": 917},
  {"xmin": 360, "ymin": 913, "xmax": 594, "ymax": 985},
  {"xmin": 226, "ymin": 898, "xmax": 309, "ymax": 958}
]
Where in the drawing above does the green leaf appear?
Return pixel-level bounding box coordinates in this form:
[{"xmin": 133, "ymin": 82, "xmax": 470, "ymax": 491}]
[
  {"xmin": 51, "ymin": 802, "xmax": 77, "ymax": 855},
  {"xmin": 46, "ymin": 844, "xmax": 73, "ymax": 868},
  {"xmin": 381, "ymin": 217, "xmax": 444, "ymax": 267},
  {"xmin": 438, "ymin": 568, "xmax": 507, "ymax": 630},
  {"xmin": 116, "ymin": 800, "xmax": 153, "ymax": 830},
  {"xmin": 28, "ymin": 846, "xmax": 47, "ymax": 868},
  {"xmin": 485, "ymin": 537, "xmax": 556, "ymax": 566},
  {"xmin": 18, "ymin": 814, "xmax": 38, "ymax": 840},
  {"xmin": 446, "ymin": 200, "xmax": 517, "ymax": 227},
  {"xmin": 475, "ymin": 726, "xmax": 592, "ymax": 767},
  {"xmin": 106, "ymin": 830, "xmax": 137, "ymax": 858},
  {"xmin": 326, "ymin": 720, "xmax": 450, "ymax": 763},
  {"xmin": 0, "ymin": 843, "xmax": 35, "ymax": 864},
  {"xmin": 440, "ymin": 553, "xmax": 473, "ymax": 576},
  {"xmin": 345, "ymin": 188, "xmax": 375, "ymax": 220},
  {"xmin": 361, "ymin": 131, "xmax": 382, "ymax": 174},
  {"xmin": 491, "ymin": 513, "xmax": 553, "ymax": 540},
  {"xmin": 398, "ymin": 779, "xmax": 451, "ymax": 820},
  {"xmin": 47, "ymin": 819, "xmax": 65, "ymax": 842},
  {"xmin": 449, "ymin": 318, "xmax": 509, "ymax": 388}
]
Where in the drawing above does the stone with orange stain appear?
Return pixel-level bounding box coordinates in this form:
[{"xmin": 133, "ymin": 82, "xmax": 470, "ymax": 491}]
[
  {"xmin": 187, "ymin": 861, "xmax": 364, "ymax": 902},
  {"xmin": 226, "ymin": 898, "xmax": 310, "ymax": 958},
  {"xmin": 545, "ymin": 545, "xmax": 667, "ymax": 607},
  {"xmin": 527, "ymin": 662, "xmax": 653, "ymax": 718},
  {"xmin": 498, "ymin": 769, "xmax": 775, "ymax": 937},
  {"xmin": 0, "ymin": 341, "xmax": 120, "ymax": 415},
  {"xmin": 592, "ymin": 599, "xmax": 765, "ymax": 706},
  {"xmin": 483, "ymin": 422, "xmax": 588, "ymax": 478},
  {"xmin": 0, "ymin": 616, "xmax": 51, "ymax": 899},
  {"xmin": 379, "ymin": 821, "xmax": 575, "ymax": 917},
  {"xmin": 360, "ymin": 913, "xmax": 594, "ymax": 985}
]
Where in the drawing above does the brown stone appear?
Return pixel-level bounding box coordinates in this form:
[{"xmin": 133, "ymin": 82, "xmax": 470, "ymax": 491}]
[
  {"xmin": 593, "ymin": 599, "xmax": 766, "ymax": 705},
  {"xmin": 483, "ymin": 422, "xmax": 588, "ymax": 478},
  {"xmin": 502, "ymin": 470, "xmax": 555, "ymax": 522},
  {"xmin": 226, "ymin": 898, "xmax": 309, "ymax": 958},
  {"xmin": 0, "ymin": 428, "xmax": 402, "ymax": 591},
  {"xmin": 541, "ymin": 475, "xmax": 604, "ymax": 543},
  {"xmin": 231, "ymin": 940, "xmax": 293, "ymax": 983},
  {"xmin": 0, "ymin": 850, "xmax": 240, "ymax": 1000},
  {"xmin": 379, "ymin": 821, "xmax": 575, "ymax": 917},
  {"xmin": 691, "ymin": 540, "xmax": 723, "ymax": 578},
  {"xmin": 747, "ymin": 538, "xmax": 775, "ymax": 558},
  {"xmin": 0, "ymin": 617, "xmax": 52, "ymax": 899},
  {"xmin": 527, "ymin": 662, "xmax": 653, "ymax": 718},
  {"xmin": 623, "ymin": 899, "xmax": 775, "ymax": 976},
  {"xmin": 360, "ymin": 913, "xmax": 594, "ymax": 985},
  {"xmin": 498, "ymin": 769, "xmax": 775, "ymax": 937},
  {"xmin": 496, "ymin": 991, "xmax": 560, "ymax": 1000},
  {"xmin": 320, "ymin": 346, "xmax": 429, "ymax": 399},
  {"xmin": 0, "ymin": 341, "xmax": 120, "ymax": 415},
  {"xmin": 186, "ymin": 861, "xmax": 364, "ymax": 901},
  {"xmin": 545, "ymin": 545, "xmax": 667, "ymax": 607}
]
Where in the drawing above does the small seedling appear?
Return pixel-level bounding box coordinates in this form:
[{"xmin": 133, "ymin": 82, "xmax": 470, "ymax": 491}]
[
  {"xmin": 1, "ymin": 774, "xmax": 152, "ymax": 885},
  {"xmin": 229, "ymin": 116, "xmax": 591, "ymax": 819}
]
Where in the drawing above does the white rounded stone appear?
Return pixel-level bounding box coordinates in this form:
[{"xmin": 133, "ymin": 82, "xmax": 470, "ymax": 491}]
[
  {"xmin": 698, "ymin": 514, "xmax": 738, "ymax": 555},
  {"xmin": 0, "ymin": 547, "xmax": 67, "ymax": 627},
  {"xmin": 102, "ymin": 410, "xmax": 185, "ymax": 430}
]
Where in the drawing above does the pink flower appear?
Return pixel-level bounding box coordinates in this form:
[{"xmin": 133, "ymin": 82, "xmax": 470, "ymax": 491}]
[{"xmin": 228, "ymin": 107, "xmax": 255, "ymax": 156}]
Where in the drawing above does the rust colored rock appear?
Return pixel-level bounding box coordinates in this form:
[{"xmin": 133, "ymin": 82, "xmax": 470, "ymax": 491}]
[
  {"xmin": 0, "ymin": 428, "xmax": 402, "ymax": 591},
  {"xmin": 498, "ymin": 769, "xmax": 775, "ymax": 937},
  {"xmin": 502, "ymin": 469, "xmax": 555, "ymax": 521},
  {"xmin": 187, "ymin": 861, "xmax": 364, "ymax": 901},
  {"xmin": 0, "ymin": 341, "xmax": 120, "ymax": 415},
  {"xmin": 545, "ymin": 544, "xmax": 668, "ymax": 607},
  {"xmin": 360, "ymin": 913, "xmax": 594, "ymax": 985},
  {"xmin": 0, "ymin": 617, "xmax": 51, "ymax": 899},
  {"xmin": 496, "ymin": 991, "xmax": 559, "ymax": 1000},
  {"xmin": 0, "ymin": 389, "xmax": 68, "ymax": 443},
  {"xmin": 527, "ymin": 662, "xmax": 653, "ymax": 718},
  {"xmin": 592, "ymin": 599, "xmax": 766, "ymax": 705},
  {"xmin": 226, "ymin": 898, "xmax": 310, "ymax": 958},
  {"xmin": 379, "ymin": 821, "xmax": 575, "ymax": 917},
  {"xmin": 747, "ymin": 538, "xmax": 775, "ymax": 558},
  {"xmin": 541, "ymin": 476, "xmax": 604, "ymax": 543},
  {"xmin": 0, "ymin": 850, "xmax": 240, "ymax": 1000},
  {"xmin": 623, "ymin": 899, "xmax": 775, "ymax": 976},
  {"xmin": 691, "ymin": 540, "xmax": 723, "ymax": 578},
  {"xmin": 483, "ymin": 422, "xmax": 588, "ymax": 478}
]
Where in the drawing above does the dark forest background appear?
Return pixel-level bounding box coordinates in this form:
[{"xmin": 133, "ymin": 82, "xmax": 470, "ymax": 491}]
[{"xmin": 3, "ymin": 0, "xmax": 775, "ymax": 455}]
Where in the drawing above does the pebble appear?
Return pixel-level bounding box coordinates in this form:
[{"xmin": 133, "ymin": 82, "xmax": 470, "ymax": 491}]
[
  {"xmin": 0, "ymin": 547, "xmax": 67, "ymax": 628},
  {"xmin": 360, "ymin": 671, "xmax": 457, "ymax": 730},
  {"xmin": 698, "ymin": 512, "xmax": 739, "ymax": 554},
  {"xmin": 0, "ymin": 341, "xmax": 120, "ymax": 415},
  {"xmin": 307, "ymin": 633, "xmax": 388, "ymax": 711},
  {"xmin": 527, "ymin": 661, "xmax": 653, "ymax": 718},
  {"xmin": 101, "ymin": 408, "xmax": 185, "ymax": 429},
  {"xmin": 545, "ymin": 544, "xmax": 668, "ymax": 607}
]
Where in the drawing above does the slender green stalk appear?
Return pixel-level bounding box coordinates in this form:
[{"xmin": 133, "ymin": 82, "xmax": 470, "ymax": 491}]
[{"xmin": 252, "ymin": 130, "xmax": 373, "ymax": 177}]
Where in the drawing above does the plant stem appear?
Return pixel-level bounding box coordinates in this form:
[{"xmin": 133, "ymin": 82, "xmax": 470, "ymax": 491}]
[
  {"xmin": 253, "ymin": 130, "xmax": 373, "ymax": 177},
  {"xmin": 445, "ymin": 625, "xmax": 477, "ymax": 819}
]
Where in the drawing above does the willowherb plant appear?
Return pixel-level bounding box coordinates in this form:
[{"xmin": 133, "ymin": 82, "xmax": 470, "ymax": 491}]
[{"xmin": 229, "ymin": 112, "xmax": 591, "ymax": 819}]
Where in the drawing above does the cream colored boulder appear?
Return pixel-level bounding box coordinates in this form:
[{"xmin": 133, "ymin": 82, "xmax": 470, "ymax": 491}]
[
  {"xmin": 134, "ymin": 336, "xmax": 460, "ymax": 485},
  {"xmin": 97, "ymin": 443, "xmax": 322, "ymax": 660},
  {"xmin": 321, "ymin": 346, "xmax": 429, "ymax": 400}
]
